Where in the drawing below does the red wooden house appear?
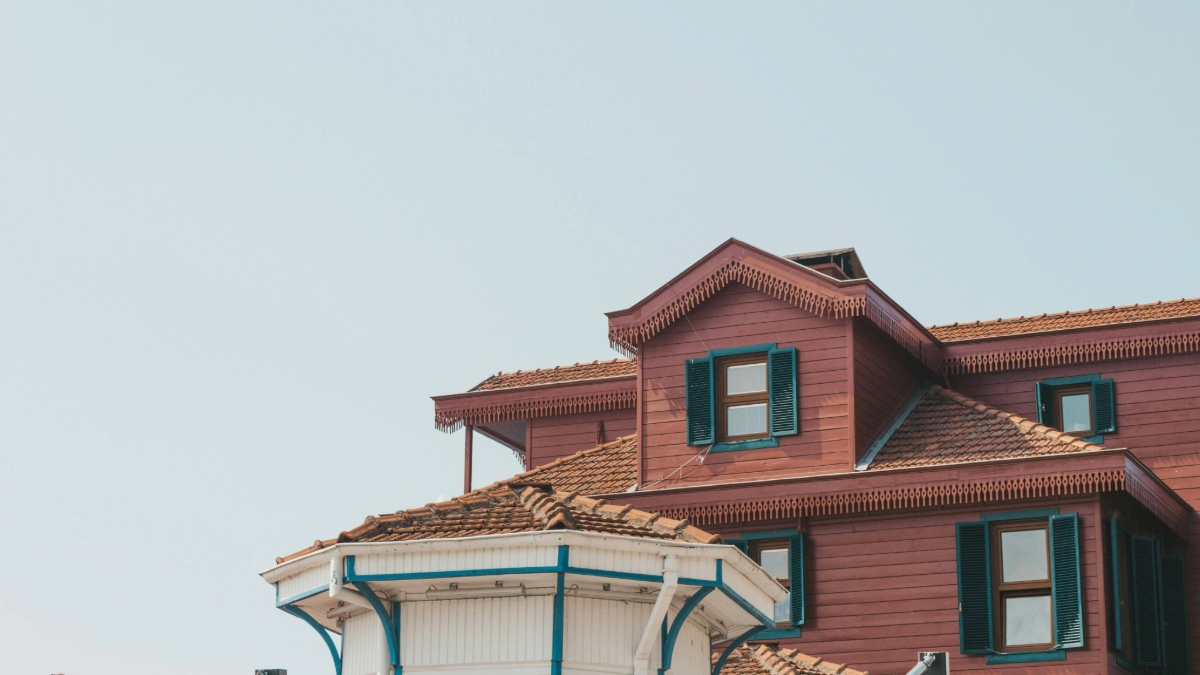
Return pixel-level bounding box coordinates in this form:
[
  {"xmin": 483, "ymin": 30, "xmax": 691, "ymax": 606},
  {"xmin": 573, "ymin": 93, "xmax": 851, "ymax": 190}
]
[{"xmin": 432, "ymin": 239, "xmax": 1198, "ymax": 674}]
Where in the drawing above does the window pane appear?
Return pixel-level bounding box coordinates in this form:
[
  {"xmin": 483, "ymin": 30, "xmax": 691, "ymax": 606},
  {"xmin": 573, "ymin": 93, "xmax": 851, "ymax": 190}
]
[
  {"xmin": 759, "ymin": 548, "xmax": 789, "ymax": 580},
  {"xmin": 1005, "ymin": 595, "xmax": 1052, "ymax": 646},
  {"xmin": 1061, "ymin": 393, "xmax": 1092, "ymax": 432},
  {"xmin": 774, "ymin": 594, "xmax": 790, "ymax": 622},
  {"xmin": 727, "ymin": 403, "xmax": 767, "ymax": 436},
  {"xmin": 726, "ymin": 363, "xmax": 767, "ymax": 395},
  {"xmin": 1001, "ymin": 529, "xmax": 1048, "ymax": 582}
]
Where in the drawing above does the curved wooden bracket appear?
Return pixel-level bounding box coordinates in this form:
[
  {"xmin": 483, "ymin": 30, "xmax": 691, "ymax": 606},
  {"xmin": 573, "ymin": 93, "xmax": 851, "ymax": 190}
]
[
  {"xmin": 279, "ymin": 604, "xmax": 342, "ymax": 675},
  {"xmin": 351, "ymin": 580, "xmax": 399, "ymax": 668},
  {"xmin": 661, "ymin": 586, "xmax": 714, "ymax": 674},
  {"xmin": 711, "ymin": 626, "xmax": 766, "ymax": 675}
]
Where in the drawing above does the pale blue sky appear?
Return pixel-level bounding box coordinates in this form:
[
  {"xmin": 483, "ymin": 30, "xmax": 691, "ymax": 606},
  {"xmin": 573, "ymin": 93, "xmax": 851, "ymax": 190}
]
[{"xmin": 2, "ymin": 2, "xmax": 1198, "ymax": 673}]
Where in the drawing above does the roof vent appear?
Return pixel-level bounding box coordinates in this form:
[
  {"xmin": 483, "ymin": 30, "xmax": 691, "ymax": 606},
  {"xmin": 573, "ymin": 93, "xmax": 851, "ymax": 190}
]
[{"xmin": 784, "ymin": 247, "xmax": 866, "ymax": 281}]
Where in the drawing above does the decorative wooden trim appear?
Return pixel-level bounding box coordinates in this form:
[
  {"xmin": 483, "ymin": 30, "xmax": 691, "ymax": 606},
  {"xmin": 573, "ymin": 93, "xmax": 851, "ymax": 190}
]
[
  {"xmin": 942, "ymin": 329, "xmax": 1200, "ymax": 375},
  {"xmin": 659, "ymin": 469, "xmax": 1126, "ymax": 527},
  {"xmin": 607, "ymin": 256, "xmax": 862, "ymax": 356},
  {"xmin": 606, "ymin": 256, "xmax": 939, "ymax": 372},
  {"xmin": 435, "ymin": 390, "xmax": 637, "ymax": 432}
]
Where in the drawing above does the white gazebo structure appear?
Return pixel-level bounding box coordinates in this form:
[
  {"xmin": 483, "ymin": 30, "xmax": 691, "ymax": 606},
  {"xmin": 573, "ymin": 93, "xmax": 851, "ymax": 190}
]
[{"xmin": 262, "ymin": 485, "xmax": 787, "ymax": 675}]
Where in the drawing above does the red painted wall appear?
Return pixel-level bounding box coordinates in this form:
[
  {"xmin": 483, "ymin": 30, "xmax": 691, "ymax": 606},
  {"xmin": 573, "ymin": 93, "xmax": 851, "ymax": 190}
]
[
  {"xmin": 527, "ymin": 408, "xmax": 635, "ymax": 469},
  {"xmin": 949, "ymin": 350, "xmax": 1200, "ymax": 668},
  {"xmin": 797, "ymin": 499, "xmax": 1107, "ymax": 675},
  {"xmin": 639, "ymin": 282, "xmax": 851, "ymax": 486},
  {"xmin": 851, "ymin": 317, "xmax": 926, "ymax": 464}
]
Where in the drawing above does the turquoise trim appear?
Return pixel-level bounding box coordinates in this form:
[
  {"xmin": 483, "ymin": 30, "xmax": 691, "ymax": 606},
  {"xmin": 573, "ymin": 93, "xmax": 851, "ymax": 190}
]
[
  {"xmin": 980, "ymin": 508, "xmax": 1058, "ymax": 522},
  {"xmin": 712, "ymin": 626, "xmax": 765, "ymax": 675},
  {"xmin": 710, "ymin": 437, "xmax": 778, "ymax": 453},
  {"xmin": 277, "ymin": 584, "xmax": 330, "ymax": 607},
  {"xmin": 708, "ymin": 343, "xmax": 776, "ymax": 357},
  {"xmin": 1115, "ymin": 656, "xmax": 1135, "ymax": 673},
  {"xmin": 716, "ymin": 559, "xmax": 723, "ymax": 585},
  {"xmin": 1041, "ymin": 374, "xmax": 1101, "ymax": 386},
  {"xmin": 657, "ymin": 619, "xmax": 668, "ymax": 675},
  {"xmin": 1111, "ymin": 517, "xmax": 1130, "ymax": 655},
  {"xmin": 279, "ymin": 604, "xmax": 343, "ymax": 675},
  {"xmin": 718, "ymin": 584, "xmax": 775, "ymax": 627},
  {"xmin": 552, "ymin": 546, "xmax": 567, "ymax": 675},
  {"xmin": 393, "ymin": 606, "xmax": 402, "ymax": 675},
  {"xmin": 351, "ymin": 565, "xmax": 562, "ymax": 581},
  {"xmin": 352, "ymin": 581, "xmax": 399, "ymax": 667},
  {"xmin": 985, "ymin": 650, "xmax": 1065, "ymax": 664},
  {"xmin": 855, "ymin": 385, "xmax": 928, "ymax": 470},
  {"xmin": 662, "ymin": 587, "xmax": 714, "ymax": 672},
  {"xmin": 728, "ymin": 528, "xmax": 797, "ymax": 541},
  {"xmin": 753, "ymin": 627, "xmax": 801, "ymax": 639}
]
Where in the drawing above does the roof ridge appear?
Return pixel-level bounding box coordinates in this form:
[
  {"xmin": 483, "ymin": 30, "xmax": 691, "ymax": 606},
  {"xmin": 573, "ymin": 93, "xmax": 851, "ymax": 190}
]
[
  {"xmin": 746, "ymin": 644, "xmax": 870, "ymax": 675},
  {"xmin": 926, "ymin": 296, "xmax": 1200, "ymax": 330},
  {"xmin": 518, "ymin": 486, "xmax": 578, "ymax": 531},
  {"xmin": 928, "ymin": 385, "xmax": 1105, "ymax": 452},
  {"xmin": 490, "ymin": 358, "xmax": 634, "ymax": 379}
]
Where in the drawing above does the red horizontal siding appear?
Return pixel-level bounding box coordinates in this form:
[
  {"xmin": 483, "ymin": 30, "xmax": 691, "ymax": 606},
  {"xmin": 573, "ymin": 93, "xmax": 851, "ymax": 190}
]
[
  {"xmin": 950, "ymin": 352, "xmax": 1200, "ymax": 665},
  {"xmin": 852, "ymin": 317, "xmax": 924, "ymax": 463},
  {"xmin": 526, "ymin": 408, "xmax": 635, "ymax": 469},
  {"xmin": 639, "ymin": 282, "xmax": 851, "ymax": 486},
  {"xmin": 795, "ymin": 500, "xmax": 1106, "ymax": 675}
]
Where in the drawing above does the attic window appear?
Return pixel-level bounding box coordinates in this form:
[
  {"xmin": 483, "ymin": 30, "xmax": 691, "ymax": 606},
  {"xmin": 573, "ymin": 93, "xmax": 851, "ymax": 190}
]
[
  {"xmin": 717, "ymin": 354, "xmax": 769, "ymax": 441},
  {"xmin": 1035, "ymin": 375, "xmax": 1116, "ymax": 440}
]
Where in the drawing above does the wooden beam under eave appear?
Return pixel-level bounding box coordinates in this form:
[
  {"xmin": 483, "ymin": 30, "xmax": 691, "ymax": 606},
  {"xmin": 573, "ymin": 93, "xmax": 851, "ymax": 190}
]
[{"xmin": 464, "ymin": 425, "xmax": 474, "ymax": 495}]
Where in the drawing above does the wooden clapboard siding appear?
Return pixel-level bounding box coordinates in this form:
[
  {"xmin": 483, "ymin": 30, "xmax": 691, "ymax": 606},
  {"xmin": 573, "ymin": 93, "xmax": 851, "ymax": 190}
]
[
  {"xmin": 950, "ymin": 351, "xmax": 1200, "ymax": 666},
  {"xmin": 796, "ymin": 499, "xmax": 1106, "ymax": 675},
  {"xmin": 851, "ymin": 317, "xmax": 925, "ymax": 464},
  {"xmin": 526, "ymin": 408, "xmax": 636, "ymax": 469},
  {"xmin": 639, "ymin": 282, "xmax": 851, "ymax": 485}
]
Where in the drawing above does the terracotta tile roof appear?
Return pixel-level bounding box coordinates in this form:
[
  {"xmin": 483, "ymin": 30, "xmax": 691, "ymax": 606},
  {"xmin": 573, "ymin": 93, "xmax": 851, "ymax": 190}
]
[
  {"xmin": 276, "ymin": 478, "xmax": 714, "ymax": 564},
  {"xmin": 866, "ymin": 385, "xmax": 1107, "ymax": 471},
  {"xmin": 471, "ymin": 359, "xmax": 635, "ymax": 391},
  {"xmin": 489, "ymin": 435, "xmax": 637, "ymax": 495},
  {"xmin": 928, "ymin": 297, "xmax": 1200, "ymax": 341},
  {"xmin": 715, "ymin": 645, "xmax": 869, "ymax": 675}
]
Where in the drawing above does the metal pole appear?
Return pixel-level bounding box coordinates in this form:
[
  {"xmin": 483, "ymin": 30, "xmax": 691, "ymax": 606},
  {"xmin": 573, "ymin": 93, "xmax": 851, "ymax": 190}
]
[{"xmin": 464, "ymin": 425, "xmax": 474, "ymax": 495}]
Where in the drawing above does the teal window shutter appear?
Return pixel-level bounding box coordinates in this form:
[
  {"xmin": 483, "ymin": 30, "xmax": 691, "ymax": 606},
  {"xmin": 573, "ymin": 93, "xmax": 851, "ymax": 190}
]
[
  {"xmin": 789, "ymin": 532, "xmax": 804, "ymax": 625},
  {"xmin": 1050, "ymin": 513, "xmax": 1084, "ymax": 648},
  {"xmin": 1036, "ymin": 382, "xmax": 1056, "ymax": 427},
  {"xmin": 1110, "ymin": 518, "xmax": 1124, "ymax": 653},
  {"xmin": 1093, "ymin": 379, "xmax": 1116, "ymax": 434},
  {"xmin": 955, "ymin": 521, "xmax": 993, "ymax": 653},
  {"xmin": 685, "ymin": 357, "xmax": 714, "ymax": 445},
  {"xmin": 1131, "ymin": 536, "xmax": 1163, "ymax": 666},
  {"xmin": 1160, "ymin": 555, "xmax": 1189, "ymax": 675},
  {"xmin": 768, "ymin": 347, "xmax": 798, "ymax": 436},
  {"xmin": 730, "ymin": 540, "xmax": 748, "ymax": 555}
]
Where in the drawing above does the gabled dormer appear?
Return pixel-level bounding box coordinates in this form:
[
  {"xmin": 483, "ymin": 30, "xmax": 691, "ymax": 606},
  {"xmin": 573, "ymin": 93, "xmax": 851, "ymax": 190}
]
[{"xmin": 604, "ymin": 239, "xmax": 939, "ymax": 488}]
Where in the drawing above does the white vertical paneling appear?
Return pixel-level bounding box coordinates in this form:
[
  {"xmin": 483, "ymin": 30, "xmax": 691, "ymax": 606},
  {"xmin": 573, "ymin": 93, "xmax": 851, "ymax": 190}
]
[
  {"xmin": 562, "ymin": 596, "xmax": 652, "ymax": 667},
  {"xmin": 666, "ymin": 618, "xmax": 709, "ymax": 675},
  {"xmin": 356, "ymin": 545, "xmax": 560, "ymax": 577},
  {"xmin": 721, "ymin": 566, "xmax": 774, "ymax": 618},
  {"xmin": 676, "ymin": 556, "xmax": 715, "ymax": 582},
  {"xmin": 342, "ymin": 612, "xmax": 386, "ymax": 675},
  {"xmin": 277, "ymin": 564, "xmax": 329, "ymax": 603},
  {"xmin": 568, "ymin": 546, "xmax": 660, "ymax": 577},
  {"xmin": 400, "ymin": 596, "xmax": 553, "ymax": 667}
]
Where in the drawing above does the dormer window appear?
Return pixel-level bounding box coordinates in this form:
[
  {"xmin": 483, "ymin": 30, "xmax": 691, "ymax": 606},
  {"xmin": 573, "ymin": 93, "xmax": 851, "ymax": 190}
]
[
  {"xmin": 1034, "ymin": 375, "xmax": 1116, "ymax": 441},
  {"xmin": 718, "ymin": 354, "xmax": 769, "ymax": 441},
  {"xmin": 1054, "ymin": 385, "xmax": 1094, "ymax": 436},
  {"xmin": 684, "ymin": 343, "xmax": 798, "ymax": 451}
]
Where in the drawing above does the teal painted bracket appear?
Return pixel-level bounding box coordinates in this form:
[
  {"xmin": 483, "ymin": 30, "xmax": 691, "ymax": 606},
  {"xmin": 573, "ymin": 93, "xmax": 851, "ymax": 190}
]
[
  {"xmin": 712, "ymin": 626, "xmax": 766, "ymax": 675},
  {"xmin": 752, "ymin": 627, "xmax": 801, "ymax": 639},
  {"xmin": 279, "ymin": 604, "xmax": 343, "ymax": 675},
  {"xmin": 352, "ymin": 580, "xmax": 399, "ymax": 667},
  {"xmin": 709, "ymin": 343, "xmax": 776, "ymax": 357},
  {"xmin": 980, "ymin": 508, "xmax": 1059, "ymax": 522},
  {"xmin": 986, "ymin": 649, "xmax": 1065, "ymax": 664},
  {"xmin": 710, "ymin": 437, "xmax": 778, "ymax": 453},
  {"xmin": 551, "ymin": 546, "xmax": 567, "ymax": 675},
  {"xmin": 661, "ymin": 587, "xmax": 715, "ymax": 673}
]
